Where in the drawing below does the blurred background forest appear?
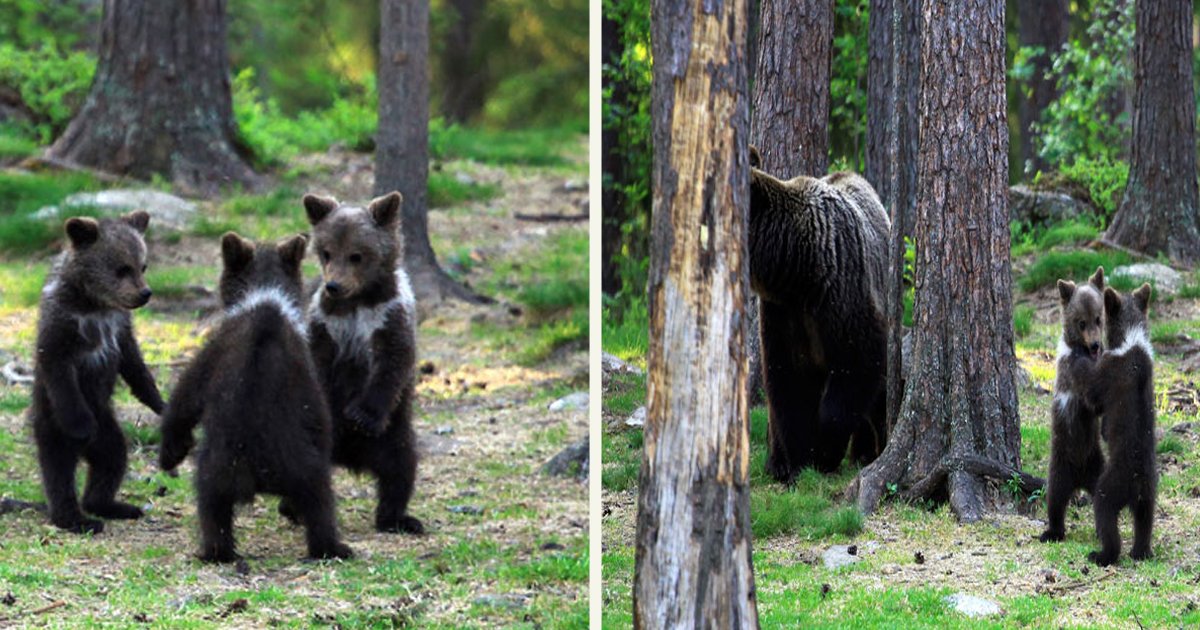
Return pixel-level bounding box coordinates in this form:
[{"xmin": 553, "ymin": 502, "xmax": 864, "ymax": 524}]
[
  {"xmin": 602, "ymin": 0, "xmax": 1200, "ymax": 346},
  {"xmin": 0, "ymin": 0, "xmax": 587, "ymax": 167}
]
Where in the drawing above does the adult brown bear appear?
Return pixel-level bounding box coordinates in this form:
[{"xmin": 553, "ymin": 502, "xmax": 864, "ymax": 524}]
[{"xmin": 748, "ymin": 147, "xmax": 890, "ymax": 481}]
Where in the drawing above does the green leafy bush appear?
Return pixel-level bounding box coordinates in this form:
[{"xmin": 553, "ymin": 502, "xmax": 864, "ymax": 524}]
[
  {"xmin": 1056, "ymin": 157, "xmax": 1129, "ymax": 224},
  {"xmin": 1018, "ymin": 250, "xmax": 1132, "ymax": 292},
  {"xmin": 0, "ymin": 44, "xmax": 96, "ymax": 143}
]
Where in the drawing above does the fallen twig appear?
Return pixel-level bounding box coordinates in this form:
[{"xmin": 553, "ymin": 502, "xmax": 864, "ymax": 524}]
[
  {"xmin": 513, "ymin": 211, "xmax": 588, "ymax": 223},
  {"xmin": 30, "ymin": 600, "xmax": 67, "ymax": 615}
]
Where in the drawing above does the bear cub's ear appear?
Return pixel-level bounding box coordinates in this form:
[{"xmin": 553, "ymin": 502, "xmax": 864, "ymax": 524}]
[
  {"xmin": 749, "ymin": 146, "xmax": 762, "ymax": 169},
  {"xmin": 1057, "ymin": 279, "xmax": 1076, "ymax": 306},
  {"xmin": 303, "ymin": 194, "xmax": 339, "ymax": 226},
  {"xmin": 368, "ymin": 191, "xmax": 403, "ymax": 229},
  {"xmin": 277, "ymin": 233, "xmax": 308, "ymax": 269},
  {"xmin": 1088, "ymin": 266, "xmax": 1104, "ymax": 290},
  {"xmin": 1132, "ymin": 283, "xmax": 1152, "ymax": 314},
  {"xmin": 65, "ymin": 217, "xmax": 101, "ymax": 249},
  {"xmin": 1103, "ymin": 286, "xmax": 1122, "ymax": 317},
  {"xmin": 221, "ymin": 232, "xmax": 256, "ymax": 272},
  {"xmin": 121, "ymin": 210, "xmax": 150, "ymax": 234}
]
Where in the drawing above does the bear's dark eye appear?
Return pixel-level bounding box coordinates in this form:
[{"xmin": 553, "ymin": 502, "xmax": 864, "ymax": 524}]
[
  {"xmin": 116, "ymin": 265, "xmax": 133, "ymax": 278},
  {"xmin": 349, "ymin": 253, "xmax": 363, "ymax": 264},
  {"xmin": 320, "ymin": 250, "xmax": 331, "ymax": 263},
  {"xmin": 1077, "ymin": 321, "xmax": 1085, "ymax": 331}
]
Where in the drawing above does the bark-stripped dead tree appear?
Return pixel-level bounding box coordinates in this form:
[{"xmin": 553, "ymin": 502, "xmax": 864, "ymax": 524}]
[
  {"xmin": 848, "ymin": 0, "xmax": 1026, "ymax": 522},
  {"xmin": 46, "ymin": 0, "xmax": 257, "ymax": 195},
  {"xmin": 632, "ymin": 0, "xmax": 757, "ymax": 625}
]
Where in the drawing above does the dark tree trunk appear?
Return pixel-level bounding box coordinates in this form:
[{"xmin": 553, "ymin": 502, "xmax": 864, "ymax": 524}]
[
  {"xmin": 746, "ymin": 0, "xmax": 833, "ymax": 405},
  {"xmin": 601, "ymin": 13, "xmax": 626, "ymax": 296},
  {"xmin": 46, "ymin": 0, "xmax": 257, "ymax": 196},
  {"xmin": 866, "ymin": 0, "xmax": 893, "ymax": 206},
  {"xmin": 1016, "ymin": 0, "xmax": 1068, "ymax": 175},
  {"xmin": 751, "ymin": 0, "xmax": 833, "ymax": 177},
  {"xmin": 1104, "ymin": 0, "xmax": 1200, "ymax": 264},
  {"xmin": 633, "ymin": 0, "xmax": 757, "ymax": 625},
  {"xmin": 849, "ymin": 0, "xmax": 1020, "ymax": 523},
  {"xmin": 377, "ymin": 0, "xmax": 487, "ymax": 303},
  {"xmin": 438, "ymin": 0, "xmax": 488, "ymax": 124}
]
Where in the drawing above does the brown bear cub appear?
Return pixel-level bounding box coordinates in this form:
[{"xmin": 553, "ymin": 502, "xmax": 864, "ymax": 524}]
[
  {"xmin": 1039, "ymin": 267, "xmax": 1107, "ymax": 543},
  {"xmin": 1069, "ymin": 283, "xmax": 1156, "ymax": 566},
  {"xmin": 159, "ymin": 233, "xmax": 354, "ymax": 562},
  {"xmin": 30, "ymin": 212, "xmax": 164, "ymax": 534},
  {"xmin": 302, "ymin": 191, "xmax": 423, "ymax": 534}
]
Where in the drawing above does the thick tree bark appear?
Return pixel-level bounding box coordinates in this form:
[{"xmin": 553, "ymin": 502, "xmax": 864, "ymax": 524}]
[
  {"xmin": 438, "ymin": 0, "xmax": 488, "ymax": 124},
  {"xmin": 746, "ymin": 0, "xmax": 833, "ymax": 406},
  {"xmin": 633, "ymin": 0, "xmax": 757, "ymax": 625},
  {"xmin": 377, "ymin": 0, "xmax": 488, "ymax": 303},
  {"xmin": 1104, "ymin": 0, "xmax": 1200, "ymax": 264},
  {"xmin": 46, "ymin": 0, "xmax": 257, "ymax": 196},
  {"xmin": 849, "ymin": 0, "xmax": 1020, "ymax": 523},
  {"xmin": 866, "ymin": 0, "xmax": 893, "ymax": 206},
  {"xmin": 1015, "ymin": 0, "xmax": 1068, "ymax": 175},
  {"xmin": 601, "ymin": 13, "xmax": 627, "ymax": 296}
]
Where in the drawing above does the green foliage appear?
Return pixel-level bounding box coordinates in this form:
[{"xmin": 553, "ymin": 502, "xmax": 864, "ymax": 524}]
[
  {"xmin": 0, "ymin": 125, "xmax": 38, "ymax": 160},
  {"xmin": 427, "ymin": 171, "xmax": 501, "ymax": 208},
  {"xmin": 0, "ymin": 0, "xmax": 99, "ymax": 51},
  {"xmin": 429, "ymin": 119, "xmax": 574, "ymax": 166},
  {"xmin": 602, "ymin": 291, "xmax": 649, "ymax": 362},
  {"xmin": 0, "ymin": 170, "xmax": 101, "ymax": 255},
  {"xmin": 1056, "ymin": 156, "xmax": 1129, "ymax": 225},
  {"xmin": 1013, "ymin": 304, "xmax": 1035, "ymax": 338},
  {"xmin": 0, "ymin": 44, "xmax": 96, "ymax": 143},
  {"xmin": 1025, "ymin": 0, "xmax": 1133, "ymax": 171},
  {"xmin": 829, "ymin": 0, "xmax": 869, "ymax": 171},
  {"xmin": 1018, "ymin": 249, "xmax": 1132, "ymax": 293}
]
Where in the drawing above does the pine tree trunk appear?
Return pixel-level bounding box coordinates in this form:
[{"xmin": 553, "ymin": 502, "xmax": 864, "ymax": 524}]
[
  {"xmin": 1104, "ymin": 0, "xmax": 1200, "ymax": 264},
  {"xmin": 45, "ymin": 0, "xmax": 257, "ymax": 196},
  {"xmin": 866, "ymin": 0, "xmax": 893, "ymax": 206},
  {"xmin": 1016, "ymin": 0, "xmax": 1068, "ymax": 175},
  {"xmin": 850, "ymin": 0, "xmax": 1020, "ymax": 523},
  {"xmin": 438, "ymin": 0, "xmax": 488, "ymax": 124},
  {"xmin": 376, "ymin": 0, "xmax": 488, "ymax": 303},
  {"xmin": 601, "ymin": 13, "xmax": 627, "ymax": 296},
  {"xmin": 746, "ymin": 0, "xmax": 833, "ymax": 406},
  {"xmin": 633, "ymin": 0, "xmax": 757, "ymax": 625}
]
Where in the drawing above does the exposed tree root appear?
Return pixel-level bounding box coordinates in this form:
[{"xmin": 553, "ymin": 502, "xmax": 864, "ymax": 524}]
[{"xmin": 901, "ymin": 454, "xmax": 1045, "ymax": 503}]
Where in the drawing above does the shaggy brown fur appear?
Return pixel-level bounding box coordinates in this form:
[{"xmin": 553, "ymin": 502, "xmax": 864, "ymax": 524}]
[
  {"xmin": 29, "ymin": 211, "xmax": 163, "ymax": 534},
  {"xmin": 159, "ymin": 233, "xmax": 353, "ymax": 562}
]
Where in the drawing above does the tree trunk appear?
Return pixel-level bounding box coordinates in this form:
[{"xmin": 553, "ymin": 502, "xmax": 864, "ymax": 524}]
[
  {"xmin": 438, "ymin": 0, "xmax": 488, "ymax": 124},
  {"xmin": 45, "ymin": 0, "xmax": 257, "ymax": 196},
  {"xmin": 1016, "ymin": 0, "xmax": 1068, "ymax": 175},
  {"xmin": 633, "ymin": 0, "xmax": 757, "ymax": 625},
  {"xmin": 866, "ymin": 0, "xmax": 893, "ymax": 206},
  {"xmin": 601, "ymin": 13, "xmax": 627, "ymax": 296},
  {"xmin": 377, "ymin": 0, "xmax": 488, "ymax": 303},
  {"xmin": 751, "ymin": 0, "xmax": 832, "ymax": 177},
  {"xmin": 849, "ymin": 0, "xmax": 1020, "ymax": 523},
  {"xmin": 746, "ymin": 0, "xmax": 833, "ymax": 406},
  {"xmin": 1104, "ymin": 0, "xmax": 1200, "ymax": 264}
]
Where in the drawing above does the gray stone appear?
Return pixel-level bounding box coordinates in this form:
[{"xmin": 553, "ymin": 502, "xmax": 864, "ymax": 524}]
[
  {"xmin": 821, "ymin": 545, "xmax": 862, "ymax": 570},
  {"xmin": 549, "ymin": 391, "xmax": 588, "ymax": 412},
  {"xmin": 602, "ymin": 352, "xmax": 643, "ymax": 376},
  {"xmin": 1112, "ymin": 263, "xmax": 1183, "ymax": 297},
  {"xmin": 35, "ymin": 189, "xmax": 198, "ymax": 230},
  {"xmin": 473, "ymin": 593, "xmax": 528, "ymax": 610},
  {"xmin": 541, "ymin": 437, "xmax": 588, "ymax": 479},
  {"xmin": 448, "ymin": 505, "xmax": 483, "ymax": 515},
  {"xmin": 1009, "ymin": 185, "xmax": 1095, "ymax": 227},
  {"xmin": 625, "ymin": 406, "xmax": 646, "ymax": 428},
  {"xmin": 945, "ymin": 593, "xmax": 1002, "ymax": 618},
  {"xmin": 562, "ymin": 179, "xmax": 587, "ymax": 193}
]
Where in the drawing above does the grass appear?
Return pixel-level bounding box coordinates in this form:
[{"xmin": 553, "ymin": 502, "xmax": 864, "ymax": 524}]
[
  {"xmin": 0, "ymin": 126, "xmax": 38, "ymax": 161},
  {"xmin": 428, "ymin": 171, "xmax": 502, "ymax": 208},
  {"xmin": 0, "ymin": 170, "xmax": 104, "ymax": 254},
  {"xmin": 1012, "ymin": 304, "xmax": 1035, "ymax": 338},
  {"xmin": 430, "ymin": 123, "xmax": 577, "ymax": 167},
  {"xmin": 1018, "ymin": 249, "xmax": 1133, "ymax": 292}
]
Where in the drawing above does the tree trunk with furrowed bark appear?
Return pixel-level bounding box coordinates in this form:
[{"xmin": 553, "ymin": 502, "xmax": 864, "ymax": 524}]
[
  {"xmin": 633, "ymin": 0, "xmax": 757, "ymax": 625},
  {"xmin": 847, "ymin": 0, "xmax": 1022, "ymax": 523},
  {"xmin": 45, "ymin": 0, "xmax": 258, "ymax": 196}
]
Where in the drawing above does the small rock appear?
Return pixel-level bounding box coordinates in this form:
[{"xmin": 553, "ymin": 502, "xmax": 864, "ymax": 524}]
[
  {"xmin": 1112, "ymin": 263, "xmax": 1182, "ymax": 297},
  {"xmin": 448, "ymin": 505, "xmax": 483, "ymax": 515},
  {"xmin": 1008, "ymin": 185, "xmax": 1095, "ymax": 227},
  {"xmin": 945, "ymin": 593, "xmax": 1002, "ymax": 618},
  {"xmin": 562, "ymin": 179, "xmax": 586, "ymax": 193},
  {"xmin": 1170, "ymin": 422, "xmax": 1195, "ymax": 435},
  {"xmin": 473, "ymin": 593, "xmax": 527, "ymax": 610},
  {"xmin": 625, "ymin": 406, "xmax": 647, "ymax": 428},
  {"xmin": 602, "ymin": 352, "xmax": 644, "ymax": 376},
  {"xmin": 549, "ymin": 391, "xmax": 588, "ymax": 412},
  {"xmin": 822, "ymin": 545, "xmax": 862, "ymax": 569},
  {"xmin": 34, "ymin": 189, "xmax": 199, "ymax": 230},
  {"xmin": 419, "ymin": 361, "xmax": 436, "ymax": 375},
  {"xmin": 1, "ymin": 361, "xmax": 33, "ymax": 385},
  {"xmin": 435, "ymin": 426, "xmax": 454, "ymax": 435},
  {"xmin": 455, "ymin": 172, "xmax": 476, "ymax": 186},
  {"xmin": 540, "ymin": 542, "xmax": 565, "ymax": 551},
  {"xmin": 1039, "ymin": 568, "xmax": 1058, "ymax": 583},
  {"xmin": 541, "ymin": 437, "xmax": 588, "ymax": 479}
]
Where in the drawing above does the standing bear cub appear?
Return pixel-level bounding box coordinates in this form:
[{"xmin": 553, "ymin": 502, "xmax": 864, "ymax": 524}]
[
  {"xmin": 301, "ymin": 191, "xmax": 423, "ymax": 534},
  {"xmin": 30, "ymin": 211, "xmax": 164, "ymax": 534},
  {"xmin": 1040, "ymin": 267, "xmax": 1107, "ymax": 543},
  {"xmin": 159, "ymin": 233, "xmax": 354, "ymax": 562},
  {"xmin": 748, "ymin": 147, "xmax": 891, "ymax": 480}
]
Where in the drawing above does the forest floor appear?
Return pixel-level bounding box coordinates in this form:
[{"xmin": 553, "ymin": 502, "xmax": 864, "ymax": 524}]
[
  {"xmin": 0, "ymin": 135, "xmax": 589, "ymax": 628},
  {"xmin": 602, "ymin": 234, "xmax": 1200, "ymax": 628}
]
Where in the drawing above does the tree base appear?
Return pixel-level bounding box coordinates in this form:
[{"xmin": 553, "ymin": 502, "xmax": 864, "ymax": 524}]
[{"xmin": 406, "ymin": 258, "xmax": 493, "ymax": 305}]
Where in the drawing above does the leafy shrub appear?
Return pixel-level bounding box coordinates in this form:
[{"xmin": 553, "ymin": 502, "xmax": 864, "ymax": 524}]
[
  {"xmin": 1013, "ymin": 304, "xmax": 1035, "ymax": 338},
  {"xmin": 0, "ymin": 44, "xmax": 96, "ymax": 143},
  {"xmin": 1018, "ymin": 250, "xmax": 1132, "ymax": 292},
  {"xmin": 1056, "ymin": 157, "xmax": 1129, "ymax": 225}
]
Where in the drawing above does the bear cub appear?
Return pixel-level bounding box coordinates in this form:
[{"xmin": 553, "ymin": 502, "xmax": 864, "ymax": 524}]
[
  {"xmin": 1070, "ymin": 283, "xmax": 1156, "ymax": 566},
  {"xmin": 159, "ymin": 233, "xmax": 353, "ymax": 562},
  {"xmin": 1040, "ymin": 267, "xmax": 1107, "ymax": 543},
  {"xmin": 30, "ymin": 212, "xmax": 164, "ymax": 534},
  {"xmin": 302, "ymin": 191, "xmax": 423, "ymax": 534}
]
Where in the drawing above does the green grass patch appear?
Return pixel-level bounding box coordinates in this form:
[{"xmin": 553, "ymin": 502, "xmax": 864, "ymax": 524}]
[
  {"xmin": 0, "ymin": 126, "xmax": 39, "ymax": 160},
  {"xmin": 428, "ymin": 171, "xmax": 501, "ymax": 208},
  {"xmin": 601, "ymin": 294, "xmax": 648, "ymax": 362},
  {"xmin": 0, "ymin": 262, "xmax": 48, "ymax": 307},
  {"xmin": 0, "ymin": 170, "xmax": 103, "ymax": 254},
  {"xmin": 145, "ymin": 265, "xmax": 216, "ymax": 299},
  {"xmin": 1018, "ymin": 249, "xmax": 1132, "ymax": 292},
  {"xmin": 430, "ymin": 121, "xmax": 575, "ymax": 167},
  {"xmin": 1013, "ymin": 303, "xmax": 1035, "ymax": 338},
  {"xmin": 1157, "ymin": 433, "xmax": 1187, "ymax": 455}
]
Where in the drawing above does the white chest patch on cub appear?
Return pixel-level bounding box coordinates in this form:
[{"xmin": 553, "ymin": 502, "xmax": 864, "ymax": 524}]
[
  {"xmin": 312, "ymin": 269, "xmax": 417, "ymax": 361},
  {"xmin": 226, "ymin": 286, "xmax": 307, "ymax": 340},
  {"xmin": 77, "ymin": 312, "xmax": 123, "ymax": 367}
]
